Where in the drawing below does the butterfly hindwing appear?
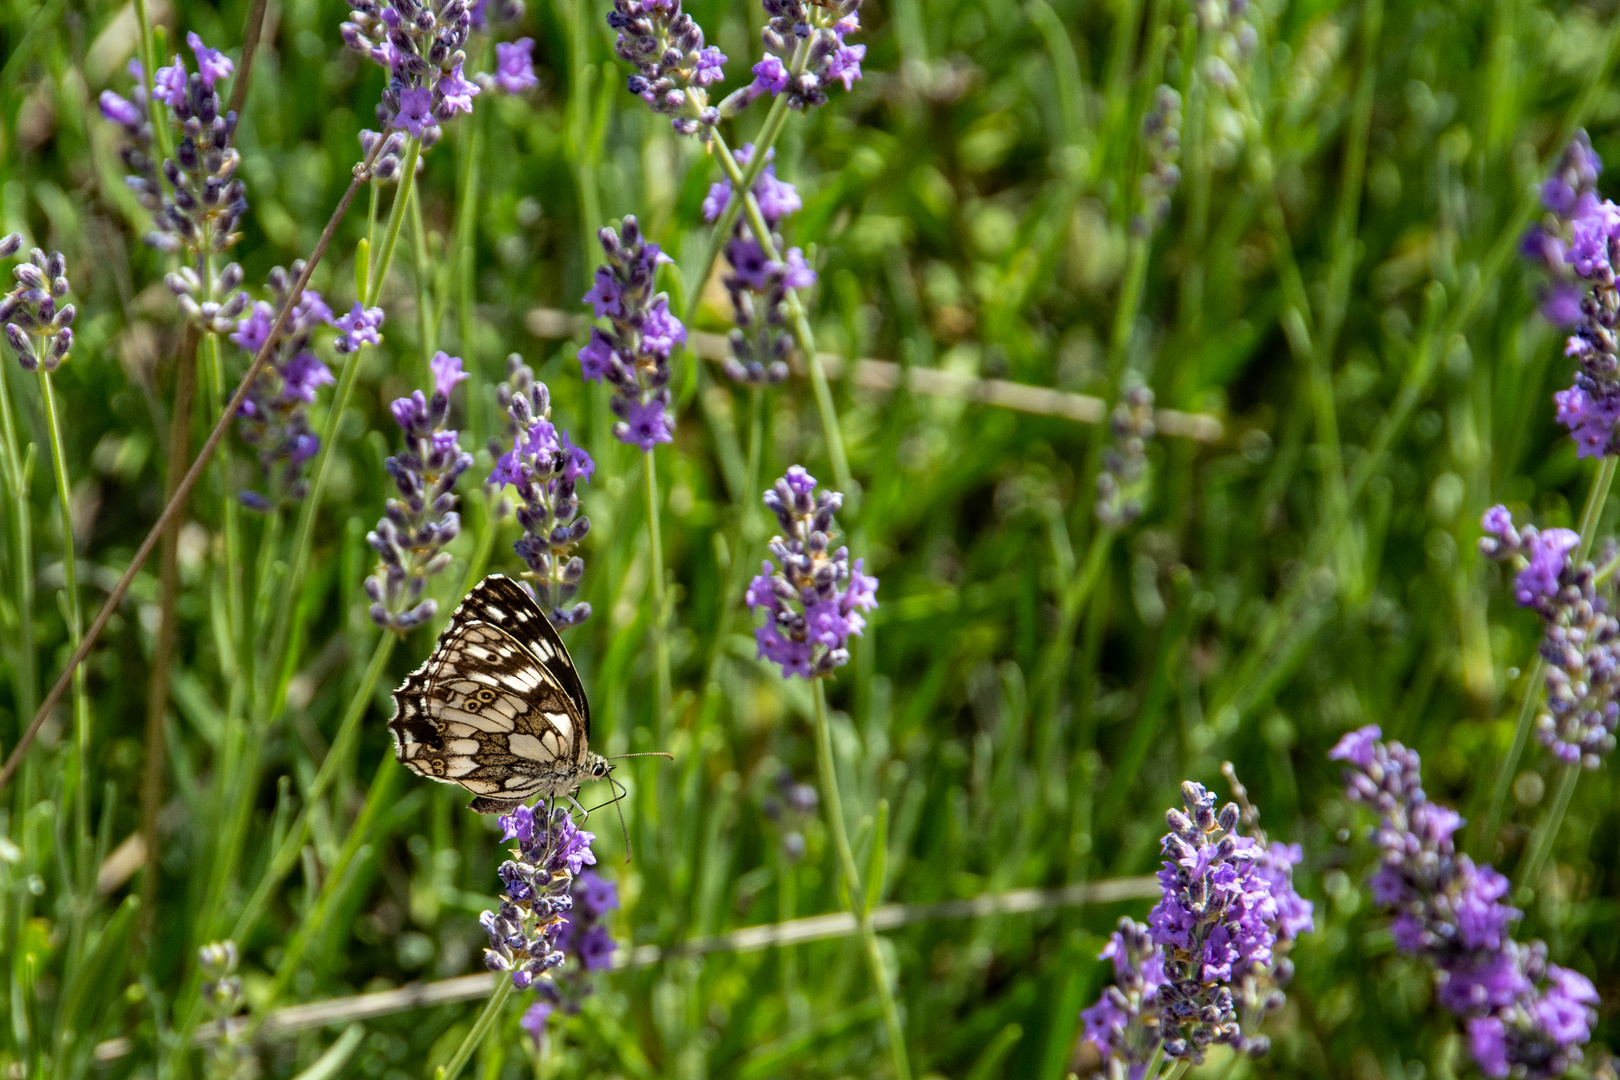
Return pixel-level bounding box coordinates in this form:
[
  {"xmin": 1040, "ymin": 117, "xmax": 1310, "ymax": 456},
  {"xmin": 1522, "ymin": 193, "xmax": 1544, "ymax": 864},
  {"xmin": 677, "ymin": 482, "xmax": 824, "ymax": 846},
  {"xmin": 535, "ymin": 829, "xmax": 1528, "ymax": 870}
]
[{"xmin": 387, "ymin": 575, "xmax": 594, "ymax": 813}]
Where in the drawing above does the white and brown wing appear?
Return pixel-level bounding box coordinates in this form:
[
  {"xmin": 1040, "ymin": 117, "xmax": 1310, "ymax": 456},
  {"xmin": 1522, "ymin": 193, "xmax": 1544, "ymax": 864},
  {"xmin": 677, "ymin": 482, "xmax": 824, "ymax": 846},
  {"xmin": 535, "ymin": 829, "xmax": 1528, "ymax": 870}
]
[{"xmin": 388, "ymin": 576, "xmax": 592, "ymax": 814}]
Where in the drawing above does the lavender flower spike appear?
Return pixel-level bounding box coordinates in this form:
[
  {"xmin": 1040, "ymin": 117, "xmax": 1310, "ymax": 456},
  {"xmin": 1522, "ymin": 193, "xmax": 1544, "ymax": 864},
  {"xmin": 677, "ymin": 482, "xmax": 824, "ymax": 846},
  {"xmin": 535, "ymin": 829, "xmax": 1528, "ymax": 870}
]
[
  {"xmin": 342, "ymin": 0, "xmax": 480, "ymax": 143},
  {"xmin": 578, "ymin": 217, "xmax": 684, "ymax": 450},
  {"xmin": 609, "ymin": 0, "xmax": 727, "ymax": 135},
  {"xmin": 1079, "ymin": 918, "xmax": 1166, "ymax": 1079},
  {"xmin": 0, "ymin": 244, "xmax": 77, "ymax": 373},
  {"xmin": 1079, "ymin": 774, "xmax": 1308, "ymax": 1078},
  {"xmin": 482, "ymin": 805, "xmax": 607, "ymax": 990},
  {"xmin": 1332, "ymin": 726, "xmax": 1601, "ymax": 1078},
  {"xmin": 1520, "ymin": 132, "xmax": 1620, "ymax": 456},
  {"xmin": 747, "ymin": 466, "xmax": 877, "ymax": 679},
  {"xmin": 488, "ymin": 355, "xmax": 594, "ymax": 627},
  {"xmin": 704, "ymin": 144, "xmax": 809, "ymax": 385},
  {"xmin": 752, "ymin": 0, "xmax": 866, "ymax": 110},
  {"xmin": 101, "ymin": 38, "xmax": 249, "ymax": 260},
  {"xmin": 1480, "ymin": 506, "xmax": 1620, "ymax": 768},
  {"xmin": 365, "ymin": 353, "xmax": 475, "ymax": 631},
  {"xmin": 232, "ymin": 264, "xmax": 337, "ymax": 510},
  {"xmin": 1149, "ymin": 781, "xmax": 1276, "ymax": 1062}
]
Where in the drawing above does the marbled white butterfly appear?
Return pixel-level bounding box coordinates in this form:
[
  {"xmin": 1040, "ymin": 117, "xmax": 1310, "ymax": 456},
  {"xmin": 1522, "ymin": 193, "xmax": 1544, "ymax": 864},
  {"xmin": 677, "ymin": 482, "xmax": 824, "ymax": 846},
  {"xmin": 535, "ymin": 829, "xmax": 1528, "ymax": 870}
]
[{"xmin": 388, "ymin": 574, "xmax": 609, "ymax": 814}]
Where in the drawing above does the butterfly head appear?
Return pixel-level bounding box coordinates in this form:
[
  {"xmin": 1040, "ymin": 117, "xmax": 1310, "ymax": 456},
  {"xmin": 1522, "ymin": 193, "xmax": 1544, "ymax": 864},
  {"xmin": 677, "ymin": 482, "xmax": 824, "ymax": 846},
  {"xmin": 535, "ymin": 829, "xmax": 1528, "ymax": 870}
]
[{"xmin": 588, "ymin": 753, "xmax": 612, "ymax": 781}]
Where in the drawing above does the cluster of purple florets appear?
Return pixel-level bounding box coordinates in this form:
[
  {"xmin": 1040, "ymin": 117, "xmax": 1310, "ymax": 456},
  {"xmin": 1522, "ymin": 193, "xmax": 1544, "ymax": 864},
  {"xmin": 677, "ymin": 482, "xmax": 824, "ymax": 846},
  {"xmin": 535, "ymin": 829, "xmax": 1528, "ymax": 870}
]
[
  {"xmin": 1521, "ymin": 133, "xmax": 1620, "ymax": 458},
  {"xmin": 578, "ymin": 218, "xmax": 685, "ymax": 451},
  {"xmin": 703, "ymin": 145, "xmax": 814, "ymax": 385},
  {"xmin": 230, "ymin": 265, "xmax": 340, "ymax": 510},
  {"xmin": 1080, "ymin": 917, "xmax": 1166, "ymax": 1079},
  {"xmin": 1332, "ymin": 726, "xmax": 1601, "ymax": 1078},
  {"xmin": 608, "ymin": 0, "xmax": 728, "ymax": 135},
  {"xmin": 745, "ymin": 467, "xmax": 877, "ymax": 679},
  {"xmin": 364, "ymin": 353, "xmax": 474, "ymax": 631},
  {"xmin": 341, "ymin": 0, "xmax": 480, "ymax": 141},
  {"xmin": 750, "ymin": 0, "xmax": 865, "ymax": 110},
  {"xmin": 1080, "ymin": 780, "xmax": 1312, "ymax": 1075},
  {"xmin": 1481, "ymin": 507, "xmax": 1620, "ymax": 768},
  {"xmin": 483, "ymin": 805, "xmax": 610, "ymax": 991},
  {"xmin": 0, "ymin": 239, "xmax": 77, "ymax": 374},
  {"xmin": 488, "ymin": 355, "xmax": 596, "ymax": 627},
  {"xmin": 1133, "ymin": 87, "xmax": 1182, "ymax": 235},
  {"xmin": 100, "ymin": 37, "xmax": 247, "ymax": 257},
  {"xmin": 1095, "ymin": 386, "xmax": 1155, "ymax": 529}
]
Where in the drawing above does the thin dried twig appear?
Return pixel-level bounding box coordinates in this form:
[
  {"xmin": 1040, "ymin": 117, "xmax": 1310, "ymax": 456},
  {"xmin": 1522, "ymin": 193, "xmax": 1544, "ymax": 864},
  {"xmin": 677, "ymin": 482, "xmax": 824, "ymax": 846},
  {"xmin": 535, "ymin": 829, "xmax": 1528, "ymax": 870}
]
[
  {"xmin": 525, "ymin": 308, "xmax": 1225, "ymax": 442},
  {"xmin": 91, "ymin": 874, "xmax": 1158, "ymax": 1062}
]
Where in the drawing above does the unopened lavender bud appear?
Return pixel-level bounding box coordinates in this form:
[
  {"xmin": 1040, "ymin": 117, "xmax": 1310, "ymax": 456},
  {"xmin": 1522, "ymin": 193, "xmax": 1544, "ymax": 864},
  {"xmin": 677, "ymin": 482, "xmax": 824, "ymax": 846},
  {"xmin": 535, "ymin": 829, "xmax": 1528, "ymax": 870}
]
[{"xmin": 0, "ymin": 234, "xmax": 21, "ymax": 259}]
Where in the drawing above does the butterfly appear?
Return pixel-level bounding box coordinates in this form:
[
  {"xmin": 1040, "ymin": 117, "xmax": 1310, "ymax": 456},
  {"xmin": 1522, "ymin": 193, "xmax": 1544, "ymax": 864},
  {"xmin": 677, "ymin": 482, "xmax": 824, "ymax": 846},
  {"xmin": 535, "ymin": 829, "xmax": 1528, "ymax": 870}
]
[{"xmin": 388, "ymin": 574, "xmax": 611, "ymax": 814}]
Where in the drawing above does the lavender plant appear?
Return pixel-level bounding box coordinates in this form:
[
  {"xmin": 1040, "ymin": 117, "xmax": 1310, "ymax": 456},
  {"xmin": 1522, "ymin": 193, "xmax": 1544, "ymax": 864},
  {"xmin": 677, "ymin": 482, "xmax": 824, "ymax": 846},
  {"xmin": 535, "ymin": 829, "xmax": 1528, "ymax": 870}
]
[
  {"xmin": 704, "ymin": 145, "xmax": 809, "ymax": 385},
  {"xmin": 230, "ymin": 265, "xmax": 339, "ymax": 511},
  {"xmin": 101, "ymin": 38, "xmax": 248, "ymax": 263},
  {"xmin": 1332, "ymin": 727, "xmax": 1601, "ymax": 1078},
  {"xmin": 746, "ymin": 466, "xmax": 877, "ymax": 678},
  {"xmin": 1095, "ymin": 386, "xmax": 1156, "ymax": 529},
  {"xmin": 608, "ymin": 0, "xmax": 729, "ymax": 135},
  {"xmin": 745, "ymin": 465, "xmax": 905, "ymax": 1076},
  {"xmin": 341, "ymin": 0, "xmax": 480, "ymax": 141},
  {"xmin": 365, "ymin": 352, "xmax": 475, "ymax": 631},
  {"xmin": 1079, "ymin": 780, "xmax": 1311, "ymax": 1077},
  {"xmin": 489, "ymin": 355, "xmax": 594, "ymax": 626},
  {"xmin": 481, "ymin": 804, "xmax": 606, "ymax": 989},
  {"xmin": 1480, "ymin": 507, "xmax": 1620, "ymax": 769},
  {"xmin": 1521, "ymin": 133, "xmax": 1618, "ymax": 457},
  {"xmin": 579, "ymin": 217, "xmax": 684, "ymax": 450}
]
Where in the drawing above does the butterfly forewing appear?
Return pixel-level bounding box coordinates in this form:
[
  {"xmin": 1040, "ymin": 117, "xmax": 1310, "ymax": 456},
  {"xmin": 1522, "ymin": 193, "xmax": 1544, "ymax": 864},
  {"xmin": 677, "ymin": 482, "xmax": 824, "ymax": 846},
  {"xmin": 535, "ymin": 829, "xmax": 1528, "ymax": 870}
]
[
  {"xmin": 448, "ymin": 573, "xmax": 591, "ymax": 733},
  {"xmin": 388, "ymin": 574, "xmax": 596, "ymax": 814}
]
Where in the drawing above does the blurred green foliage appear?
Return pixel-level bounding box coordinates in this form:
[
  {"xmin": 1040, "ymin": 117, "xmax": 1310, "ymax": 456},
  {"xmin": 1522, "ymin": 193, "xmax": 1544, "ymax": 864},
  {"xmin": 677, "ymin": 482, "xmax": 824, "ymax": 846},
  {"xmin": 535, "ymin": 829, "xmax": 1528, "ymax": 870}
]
[{"xmin": 3, "ymin": 0, "xmax": 1620, "ymax": 1076}]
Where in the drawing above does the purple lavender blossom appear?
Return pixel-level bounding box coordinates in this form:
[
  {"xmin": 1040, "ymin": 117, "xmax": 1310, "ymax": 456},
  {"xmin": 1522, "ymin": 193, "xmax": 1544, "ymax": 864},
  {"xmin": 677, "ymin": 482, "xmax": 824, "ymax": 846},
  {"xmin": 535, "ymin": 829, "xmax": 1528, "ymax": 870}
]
[
  {"xmin": 747, "ymin": 467, "xmax": 877, "ymax": 679},
  {"xmin": 487, "ymin": 355, "xmax": 593, "ymax": 627},
  {"xmin": 703, "ymin": 145, "xmax": 811, "ymax": 385},
  {"xmin": 494, "ymin": 38, "xmax": 540, "ymax": 93},
  {"xmin": 577, "ymin": 218, "xmax": 684, "ymax": 451},
  {"xmin": 1479, "ymin": 507, "xmax": 1620, "ymax": 768},
  {"xmin": 1080, "ymin": 777, "xmax": 1308, "ymax": 1076},
  {"xmin": 232, "ymin": 265, "xmax": 338, "ymax": 509},
  {"xmin": 482, "ymin": 806, "xmax": 601, "ymax": 990},
  {"xmin": 364, "ymin": 356, "xmax": 475, "ymax": 631},
  {"xmin": 100, "ymin": 38, "xmax": 248, "ymax": 260},
  {"xmin": 0, "ymin": 244, "xmax": 77, "ymax": 373},
  {"xmin": 1521, "ymin": 133, "xmax": 1620, "ymax": 457},
  {"xmin": 334, "ymin": 302, "xmax": 386, "ymax": 353},
  {"xmin": 1333, "ymin": 727, "xmax": 1602, "ymax": 1078},
  {"xmin": 1096, "ymin": 387, "xmax": 1156, "ymax": 528},
  {"xmin": 608, "ymin": 0, "xmax": 726, "ymax": 135},
  {"xmin": 187, "ymin": 32, "xmax": 235, "ymax": 88},
  {"xmin": 1079, "ymin": 919, "xmax": 1165, "ymax": 1080},
  {"xmin": 1149, "ymin": 782, "xmax": 1275, "ymax": 1060},
  {"xmin": 762, "ymin": 768, "xmax": 819, "ymax": 862},
  {"xmin": 520, "ymin": 1002, "xmax": 553, "ymax": 1049},
  {"xmin": 341, "ymin": 0, "xmax": 481, "ymax": 141},
  {"xmin": 752, "ymin": 0, "xmax": 865, "ymax": 110}
]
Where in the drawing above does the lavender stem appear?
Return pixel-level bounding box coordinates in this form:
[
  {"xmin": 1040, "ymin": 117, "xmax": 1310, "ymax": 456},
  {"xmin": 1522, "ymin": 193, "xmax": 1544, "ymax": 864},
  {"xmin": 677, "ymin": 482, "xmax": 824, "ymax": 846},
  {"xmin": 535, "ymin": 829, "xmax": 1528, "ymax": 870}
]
[{"xmin": 811, "ymin": 679, "xmax": 912, "ymax": 1080}]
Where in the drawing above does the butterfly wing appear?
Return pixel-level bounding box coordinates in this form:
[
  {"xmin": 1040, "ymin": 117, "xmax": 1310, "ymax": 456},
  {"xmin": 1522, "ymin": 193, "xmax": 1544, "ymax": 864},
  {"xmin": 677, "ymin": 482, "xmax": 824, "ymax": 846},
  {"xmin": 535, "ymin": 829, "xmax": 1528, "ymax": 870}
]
[
  {"xmin": 388, "ymin": 576, "xmax": 592, "ymax": 813},
  {"xmin": 450, "ymin": 574, "xmax": 591, "ymax": 740}
]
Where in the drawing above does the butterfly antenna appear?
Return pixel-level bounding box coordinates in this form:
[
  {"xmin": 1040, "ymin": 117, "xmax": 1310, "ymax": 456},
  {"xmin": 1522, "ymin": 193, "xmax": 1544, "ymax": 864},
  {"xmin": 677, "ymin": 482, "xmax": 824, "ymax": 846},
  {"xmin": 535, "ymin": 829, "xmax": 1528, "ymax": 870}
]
[
  {"xmin": 606, "ymin": 751, "xmax": 675, "ymax": 761},
  {"xmin": 611, "ymin": 775, "xmax": 632, "ymax": 863}
]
